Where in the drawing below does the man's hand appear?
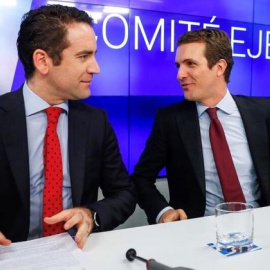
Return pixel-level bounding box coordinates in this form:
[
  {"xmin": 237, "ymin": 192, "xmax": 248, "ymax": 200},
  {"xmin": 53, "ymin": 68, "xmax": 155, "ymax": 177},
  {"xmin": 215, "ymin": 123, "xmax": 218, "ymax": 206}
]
[
  {"xmin": 44, "ymin": 207, "xmax": 93, "ymax": 249},
  {"xmin": 159, "ymin": 209, "xmax": 188, "ymax": 223},
  {"xmin": 0, "ymin": 231, "xmax": 11, "ymax": 246}
]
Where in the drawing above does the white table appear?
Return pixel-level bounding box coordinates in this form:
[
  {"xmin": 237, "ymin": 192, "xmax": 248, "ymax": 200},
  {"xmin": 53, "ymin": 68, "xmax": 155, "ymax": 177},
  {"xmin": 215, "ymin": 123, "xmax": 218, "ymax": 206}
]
[{"xmin": 83, "ymin": 206, "xmax": 270, "ymax": 270}]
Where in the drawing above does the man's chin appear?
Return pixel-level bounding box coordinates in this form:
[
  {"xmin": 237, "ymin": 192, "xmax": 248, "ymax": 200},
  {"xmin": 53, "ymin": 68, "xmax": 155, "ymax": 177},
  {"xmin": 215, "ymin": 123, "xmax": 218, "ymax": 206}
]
[
  {"xmin": 68, "ymin": 95, "xmax": 89, "ymax": 101},
  {"xmin": 183, "ymin": 92, "xmax": 195, "ymax": 101},
  {"xmin": 73, "ymin": 89, "xmax": 91, "ymax": 100},
  {"xmin": 83, "ymin": 89, "xmax": 91, "ymax": 99}
]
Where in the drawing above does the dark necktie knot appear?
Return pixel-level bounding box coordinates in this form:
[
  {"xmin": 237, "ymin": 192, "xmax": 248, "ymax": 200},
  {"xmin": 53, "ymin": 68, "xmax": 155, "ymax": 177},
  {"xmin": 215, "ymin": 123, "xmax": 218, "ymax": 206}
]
[{"xmin": 206, "ymin": 107, "xmax": 218, "ymax": 120}]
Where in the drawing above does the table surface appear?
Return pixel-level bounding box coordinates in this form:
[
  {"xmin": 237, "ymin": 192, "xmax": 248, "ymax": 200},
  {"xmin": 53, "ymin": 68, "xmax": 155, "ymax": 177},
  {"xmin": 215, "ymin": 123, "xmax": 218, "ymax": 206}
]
[{"xmin": 83, "ymin": 206, "xmax": 270, "ymax": 270}]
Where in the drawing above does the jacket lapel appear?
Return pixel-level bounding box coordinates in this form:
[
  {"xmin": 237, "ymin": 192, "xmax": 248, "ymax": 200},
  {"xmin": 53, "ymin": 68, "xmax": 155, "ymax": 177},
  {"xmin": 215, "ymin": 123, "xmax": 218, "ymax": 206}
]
[
  {"xmin": 68, "ymin": 101, "xmax": 87, "ymax": 206},
  {"xmin": 234, "ymin": 97, "xmax": 270, "ymax": 198},
  {"xmin": 0, "ymin": 89, "xmax": 30, "ymax": 212},
  {"xmin": 176, "ymin": 101, "xmax": 205, "ymax": 194}
]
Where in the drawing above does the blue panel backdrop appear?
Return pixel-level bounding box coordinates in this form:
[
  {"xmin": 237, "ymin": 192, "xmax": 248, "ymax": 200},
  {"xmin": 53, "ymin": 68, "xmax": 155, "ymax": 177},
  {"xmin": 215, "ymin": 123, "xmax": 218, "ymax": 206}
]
[{"xmin": 2, "ymin": 0, "xmax": 270, "ymax": 175}]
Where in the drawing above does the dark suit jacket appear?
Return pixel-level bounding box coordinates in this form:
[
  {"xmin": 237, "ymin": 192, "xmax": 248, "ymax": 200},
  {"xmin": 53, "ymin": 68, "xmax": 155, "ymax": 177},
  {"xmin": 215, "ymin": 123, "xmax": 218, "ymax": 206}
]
[
  {"xmin": 131, "ymin": 95, "xmax": 270, "ymax": 224},
  {"xmin": 0, "ymin": 88, "xmax": 136, "ymax": 242}
]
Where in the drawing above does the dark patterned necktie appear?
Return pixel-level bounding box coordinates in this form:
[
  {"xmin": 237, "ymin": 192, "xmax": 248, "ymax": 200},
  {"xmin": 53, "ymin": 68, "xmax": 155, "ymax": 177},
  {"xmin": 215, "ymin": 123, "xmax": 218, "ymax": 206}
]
[
  {"xmin": 43, "ymin": 107, "xmax": 65, "ymax": 236},
  {"xmin": 206, "ymin": 107, "xmax": 246, "ymax": 203}
]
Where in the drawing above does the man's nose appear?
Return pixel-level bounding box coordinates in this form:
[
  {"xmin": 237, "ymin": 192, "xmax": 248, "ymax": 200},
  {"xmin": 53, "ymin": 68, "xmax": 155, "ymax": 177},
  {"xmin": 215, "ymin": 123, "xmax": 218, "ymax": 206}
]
[
  {"xmin": 87, "ymin": 57, "xmax": 100, "ymax": 74},
  {"xmin": 177, "ymin": 66, "xmax": 187, "ymax": 81}
]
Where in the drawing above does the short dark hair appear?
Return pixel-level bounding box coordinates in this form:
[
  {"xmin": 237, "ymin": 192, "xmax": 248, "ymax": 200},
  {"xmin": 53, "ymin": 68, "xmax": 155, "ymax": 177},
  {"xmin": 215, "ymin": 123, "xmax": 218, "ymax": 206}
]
[
  {"xmin": 177, "ymin": 29, "xmax": 234, "ymax": 83},
  {"xmin": 17, "ymin": 4, "xmax": 93, "ymax": 79}
]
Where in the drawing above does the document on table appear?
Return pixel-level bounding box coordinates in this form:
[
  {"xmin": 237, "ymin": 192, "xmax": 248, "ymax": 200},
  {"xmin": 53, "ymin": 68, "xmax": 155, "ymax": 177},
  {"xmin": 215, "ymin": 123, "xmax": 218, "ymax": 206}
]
[{"xmin": 0, "ymin": 233, "xmax": 100, "ymax": 270}]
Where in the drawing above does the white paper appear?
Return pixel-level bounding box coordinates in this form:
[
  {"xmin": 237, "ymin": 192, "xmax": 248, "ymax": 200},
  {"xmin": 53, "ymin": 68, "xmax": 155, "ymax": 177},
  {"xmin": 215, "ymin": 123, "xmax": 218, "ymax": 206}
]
[{"xmin": 0, "ymin": 233, "xmax": 100, "ymax": 270}]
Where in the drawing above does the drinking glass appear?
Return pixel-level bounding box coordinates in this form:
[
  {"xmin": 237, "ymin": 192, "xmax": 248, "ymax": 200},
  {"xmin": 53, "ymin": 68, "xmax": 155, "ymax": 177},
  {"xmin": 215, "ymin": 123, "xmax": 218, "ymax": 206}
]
[{"xmin": 215, "ymin": 202, "xmax": 254, "ymax": 253}]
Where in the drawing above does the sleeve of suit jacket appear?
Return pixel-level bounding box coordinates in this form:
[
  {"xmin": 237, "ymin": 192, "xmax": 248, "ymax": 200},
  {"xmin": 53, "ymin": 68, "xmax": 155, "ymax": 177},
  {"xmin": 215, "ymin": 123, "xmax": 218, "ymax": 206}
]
[
  {"xmin": 131, "ymin": 108, "xmax": 170, "ymax": 224},
  {"xmin": 69, "ymin": 101, "xmax": 136, "ymax": 232}
]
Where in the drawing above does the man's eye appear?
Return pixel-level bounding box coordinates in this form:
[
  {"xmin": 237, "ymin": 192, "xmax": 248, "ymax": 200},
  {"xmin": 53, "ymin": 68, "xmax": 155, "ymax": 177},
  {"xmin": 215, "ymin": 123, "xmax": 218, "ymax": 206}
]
[
  {"xmin": 187, "ymin": 61, "xmax": 195, "ymax": 66},
  {"xmin": 79, "ymin": 55, "xmax": 88, "ymax": 59}
]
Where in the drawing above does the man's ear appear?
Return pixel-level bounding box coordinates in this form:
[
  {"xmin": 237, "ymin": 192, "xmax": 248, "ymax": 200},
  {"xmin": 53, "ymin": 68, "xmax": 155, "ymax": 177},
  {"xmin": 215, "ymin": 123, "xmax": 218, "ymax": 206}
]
[
  {"xmin": 216, "ymin": 59, "xmax": 227, "ymax": 77},
  {"xmin": 32, "ymin": 49, "xmax": 51, "ymax": 75}
]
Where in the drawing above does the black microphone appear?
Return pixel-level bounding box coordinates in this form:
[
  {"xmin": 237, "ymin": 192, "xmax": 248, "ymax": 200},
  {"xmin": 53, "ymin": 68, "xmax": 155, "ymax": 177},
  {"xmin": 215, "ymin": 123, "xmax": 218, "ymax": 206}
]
[{"xmin": 126, "ymin": 248, "xmax": 195, "ymax": 270}]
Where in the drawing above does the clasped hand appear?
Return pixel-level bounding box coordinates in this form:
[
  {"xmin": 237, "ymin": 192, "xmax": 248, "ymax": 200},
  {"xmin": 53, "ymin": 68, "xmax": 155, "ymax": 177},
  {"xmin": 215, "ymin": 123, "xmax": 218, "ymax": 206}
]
[{"xmin": 159, "ymin": 209, "xmax": 188, "ymax": 223}]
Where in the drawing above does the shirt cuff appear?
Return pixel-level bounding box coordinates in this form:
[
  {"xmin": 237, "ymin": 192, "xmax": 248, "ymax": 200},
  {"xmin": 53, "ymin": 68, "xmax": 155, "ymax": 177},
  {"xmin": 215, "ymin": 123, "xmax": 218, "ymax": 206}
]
[
  {"xmin": 156, "ymin": 206, "xmax": 174, "ymax": 223},
  {"xmin": 91, "ymin": 210, "xmax": 100, "ymax": 232}
]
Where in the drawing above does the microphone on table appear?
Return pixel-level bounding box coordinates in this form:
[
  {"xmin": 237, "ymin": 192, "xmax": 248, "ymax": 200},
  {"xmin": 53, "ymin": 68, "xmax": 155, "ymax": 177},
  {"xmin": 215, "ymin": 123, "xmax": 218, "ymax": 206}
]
[{"xmin": 126, "ymin": 248, "xmax": 194, "ymax": 270}]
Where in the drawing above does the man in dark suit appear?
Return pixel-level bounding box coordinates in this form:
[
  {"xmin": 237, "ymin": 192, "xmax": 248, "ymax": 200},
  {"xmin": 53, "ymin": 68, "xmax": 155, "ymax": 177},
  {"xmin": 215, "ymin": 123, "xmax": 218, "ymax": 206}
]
[
  {"xmin": 0, "ymin": 5, "xmax": 136, "ymax": 248},
  {"xmin": 131, "ymin": 29, "xmax": 270, "ymax": 225}
]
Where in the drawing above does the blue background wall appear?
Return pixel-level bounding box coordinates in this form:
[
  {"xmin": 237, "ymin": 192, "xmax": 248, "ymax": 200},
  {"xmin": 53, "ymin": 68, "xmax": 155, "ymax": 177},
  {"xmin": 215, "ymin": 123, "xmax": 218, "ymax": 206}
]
[{"xmin": 1, "ymin": 0, "xmax": 270, "ymax": 174}]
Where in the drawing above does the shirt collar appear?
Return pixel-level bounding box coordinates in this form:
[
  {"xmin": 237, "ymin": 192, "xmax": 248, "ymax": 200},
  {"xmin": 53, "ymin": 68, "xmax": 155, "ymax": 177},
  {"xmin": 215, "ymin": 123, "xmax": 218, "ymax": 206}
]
[
  {"xmin": 23, "ymin": 82, "xmax": 69, "ymax": 116},
  {"xmin": 196, "ymin": 90, "xmax": 236, "ymax": 117}
]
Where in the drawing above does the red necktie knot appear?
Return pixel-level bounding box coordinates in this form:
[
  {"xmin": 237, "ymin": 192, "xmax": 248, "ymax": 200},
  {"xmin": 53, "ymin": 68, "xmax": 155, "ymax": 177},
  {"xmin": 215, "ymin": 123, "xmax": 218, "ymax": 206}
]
[{"xmin": 45, "ymin": 107, "xmax": 62, "ymax": 127}]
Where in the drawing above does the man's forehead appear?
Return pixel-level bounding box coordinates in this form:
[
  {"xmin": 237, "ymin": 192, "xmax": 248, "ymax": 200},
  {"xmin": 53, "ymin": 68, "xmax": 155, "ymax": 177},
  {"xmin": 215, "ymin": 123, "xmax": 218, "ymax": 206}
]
[
  {"xmin": 176, "ymin": 42, "xmax": 206, "ymax": 59},
  {"xmin": 65, "ymin": 23, "xmax": 96, "ymax": 46},
  {"xmin": 179, "ymin": 41, "xmax": 205, "ymax": 51}
]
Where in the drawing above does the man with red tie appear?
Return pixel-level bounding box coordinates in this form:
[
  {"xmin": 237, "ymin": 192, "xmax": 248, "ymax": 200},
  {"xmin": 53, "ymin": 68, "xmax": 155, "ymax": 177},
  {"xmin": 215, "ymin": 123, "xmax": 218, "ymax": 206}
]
[
  {"xmin": 131, "ymin": 29, "xmax": 270, "ymax": 225},
  {"xmin": 0, "ymin": 5, "xmax": 136, "ymax": 248}
]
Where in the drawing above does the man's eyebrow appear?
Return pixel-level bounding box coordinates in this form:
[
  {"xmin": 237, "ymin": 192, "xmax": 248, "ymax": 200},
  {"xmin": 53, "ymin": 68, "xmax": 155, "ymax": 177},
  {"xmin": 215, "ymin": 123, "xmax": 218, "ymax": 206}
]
[
  {"xmin": 175, "ymin": 58, "xmax": 196, "ymax": 66},
  {"xmin": 183, "ymin": 58, "xmax": 195, "ymax": 62},
  {"xmin": 75, "ymin": 50, "xmax": 97, "ymax": 56}
]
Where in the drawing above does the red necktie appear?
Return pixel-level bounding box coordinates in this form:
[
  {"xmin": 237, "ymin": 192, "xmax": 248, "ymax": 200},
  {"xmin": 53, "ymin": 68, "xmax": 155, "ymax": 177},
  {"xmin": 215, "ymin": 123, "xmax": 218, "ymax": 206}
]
[
  {"xmin": 43, "ymin": 107, "xmax": 65, "ymax": 236},
  {"xmin": 206, "ymin": 108, "xmax": 246, "ymax": 203}
]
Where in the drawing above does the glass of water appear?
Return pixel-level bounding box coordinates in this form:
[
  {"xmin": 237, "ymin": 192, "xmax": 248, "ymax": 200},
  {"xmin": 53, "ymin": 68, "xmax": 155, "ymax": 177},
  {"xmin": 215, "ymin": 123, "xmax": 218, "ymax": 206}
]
[{"xmin": 215, "ymin": 202, "xmax": 254, "ymax": 253}]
